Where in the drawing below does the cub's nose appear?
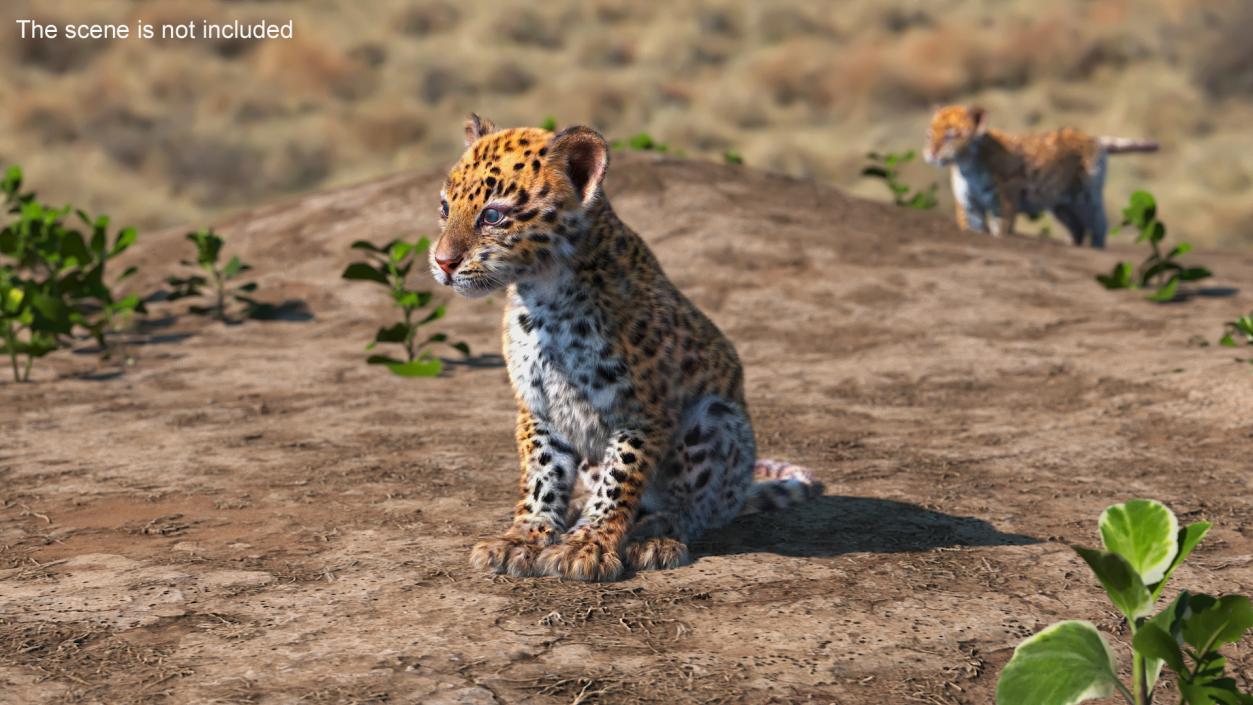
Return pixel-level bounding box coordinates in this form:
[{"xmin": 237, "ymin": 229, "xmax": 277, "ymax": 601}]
[{"xmin": 435, "ymin": 254, "xmax": 463, "ymax": 276}]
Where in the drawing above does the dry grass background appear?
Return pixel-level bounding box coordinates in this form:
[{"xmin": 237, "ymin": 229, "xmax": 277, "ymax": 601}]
[{"xmin": 1, "ymin": 0, "xmax": 1251, "ymax": 249}]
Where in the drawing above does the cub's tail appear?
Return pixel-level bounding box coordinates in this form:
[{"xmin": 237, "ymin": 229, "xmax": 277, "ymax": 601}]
[
  {"xmin": 739, "ymin": 459, "xmax": 824, "ymax": 515},
  {"xmin": 1098, "ymin": 136, "xmax": 1159, "ymax": 154}
]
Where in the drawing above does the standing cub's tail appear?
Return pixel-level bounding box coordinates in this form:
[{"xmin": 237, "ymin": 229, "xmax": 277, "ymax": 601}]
[
  {"xmin": 1098, "ymin": 137, "xmax": 1159, "ymax": 154},
  {"xmin": 740, "ymin": 459, "xmax": 824, "ymax": 515}
]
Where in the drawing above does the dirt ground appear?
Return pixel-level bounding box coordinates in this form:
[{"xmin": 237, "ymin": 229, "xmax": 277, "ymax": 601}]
[{"xmin": 3, "ymin": 155, "xmax": 1253, "ymax": 704}]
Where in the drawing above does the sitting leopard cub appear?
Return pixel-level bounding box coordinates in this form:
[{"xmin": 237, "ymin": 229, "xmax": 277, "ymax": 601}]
[
  {"xmin": 431, "ymin": 115, "xmax": 821, "ymax": 581},
  {"xmin": 923, "ymin": 104, "xmax": 1157, "ymax": 248}
]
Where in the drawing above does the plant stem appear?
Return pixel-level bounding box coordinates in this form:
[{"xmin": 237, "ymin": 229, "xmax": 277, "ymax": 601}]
[
  {"xmin": 4, "ymin": 324, "xmax": 19, "ymax": 382},
  {"xmin": 1113, "ymin": 679, "xmax": 1136, "ymax": 705},
  {"xmin": 214, "ymin": 268, "xmax": 225, "ymax": 321},
  {"xmin": 21, "ymin": 349, "xmax": 32, "ymax": 382}
]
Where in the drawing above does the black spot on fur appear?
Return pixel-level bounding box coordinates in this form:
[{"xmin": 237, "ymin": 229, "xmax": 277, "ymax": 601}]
[
  {"xmin": 538, "ymin": 452, "xmax": 552, "ymax": 466},
  {"xmin": 541, "ymin": 492, "xmax": 555, "ymax": 504},
  {"xmin": 695, "ymin": 469, "xmax": 711, "ymax": 488},
  {"xmin": 611, "ymin": 469, "xmax": 628, "ymax": 483},
  {"xmin": 620, "ymin": 452, "xmax": 637, "ymax": 465},
  {"xmin": 517, "ymin": 313, "xmax": 535, "ymax": 333},
  {"xmin": 708, "ymin": 401, "xmax": 733, "ymax": 417},
  {"xmin": 684, "ymin": 426, "xmax": 702, "ymax": 446}
]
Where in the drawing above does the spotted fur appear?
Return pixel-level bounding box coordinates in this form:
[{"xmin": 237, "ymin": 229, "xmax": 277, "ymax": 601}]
[
  {"xmin": 923, "ymin": 105, "xmax": 1157, "ymax": 248},
  {"xmin": 432, "ymin": 115, "xmax": 823, "ymax": 581}
]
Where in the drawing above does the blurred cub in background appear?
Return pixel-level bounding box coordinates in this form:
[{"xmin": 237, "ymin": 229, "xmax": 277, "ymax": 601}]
[{"xmin": 923, "ymin": 105, "xmax": 1157, "ymax": 248}]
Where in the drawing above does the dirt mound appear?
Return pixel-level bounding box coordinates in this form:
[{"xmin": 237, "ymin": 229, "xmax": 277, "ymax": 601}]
[{"xmin": 3, "ymin": 157, "xmax": 1252, "ymax": 704}]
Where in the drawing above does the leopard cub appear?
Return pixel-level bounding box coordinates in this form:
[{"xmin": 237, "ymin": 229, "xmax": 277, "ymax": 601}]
[
  {"xmin": 430, "ymin": 115, "xmax": 821, "ymax": 581},
  {"xmin": 924, "ymin": 104, "xmax": 1157, "ymax": 248}
]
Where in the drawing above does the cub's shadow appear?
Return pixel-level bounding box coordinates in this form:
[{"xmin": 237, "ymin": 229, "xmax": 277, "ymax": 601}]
[{"xmin": 695, "ymin": 496, "xmax": 1036, "ymax": 558}]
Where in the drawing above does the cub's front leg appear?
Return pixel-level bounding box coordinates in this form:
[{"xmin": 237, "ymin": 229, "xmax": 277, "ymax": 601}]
[
  {"xmin": 470, "ymin": 410, "xmax": 579, "ymax": 576},
  {"xmin": 538, "ymin": 428, "xmax": 658, "ymax": 582}
]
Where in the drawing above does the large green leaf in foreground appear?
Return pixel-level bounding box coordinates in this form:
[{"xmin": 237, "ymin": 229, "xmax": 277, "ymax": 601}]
[{"xmin": 996, "ymin": 621, "xmax": 1120, "ymax": 705}]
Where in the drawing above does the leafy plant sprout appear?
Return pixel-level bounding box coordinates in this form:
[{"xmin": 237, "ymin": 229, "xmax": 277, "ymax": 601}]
[
  {"xmin": 997, "ymin": 499, "xmax": 1253, "ymax": 705},
  {"xmin": 166, "ymin": 229, "xmax": 272, "ymax": 322},
  {"xmin": 861, "ymin": 150, "xmax": 939, "ymax": 210},
  {"xmin": 1219, "ymin": 312, "xmax": 1252, "ymax": 348},
  {"xmin": 341, "ymin": 237, "xmax": 468, "ymax": 377},
  {"xmin": 0, "ymin": 165, "xmax": 144, "ymax": 381},
  {"xmin": 1097, "ymin": 191, "xmax": 1212, "ymax": 302}
]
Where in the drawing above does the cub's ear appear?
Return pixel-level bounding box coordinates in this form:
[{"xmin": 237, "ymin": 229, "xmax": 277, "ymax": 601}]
[
  {"xmin": 464, "ymin": 113, "xmax": 497, "ymax": 147},
  {"xmin": 548, "ymin": 126, "xmax": 610, "ymax": 207},
  {"xmin": 969, "ymin": 105, "xmax": 988, "ymax": 134}
]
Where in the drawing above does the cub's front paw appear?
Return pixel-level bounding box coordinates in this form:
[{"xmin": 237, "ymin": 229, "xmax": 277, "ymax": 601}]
[
  {"xmin": 537, "ymin": 533, "xmax": 624, "ymax": 582},
  {"xmin": 470, "ymin": 525, "xmax": 558, "ymax": 577},
  {"xmin": 625, "ymin": 537, "xmax": 690, "ymax": 571}
]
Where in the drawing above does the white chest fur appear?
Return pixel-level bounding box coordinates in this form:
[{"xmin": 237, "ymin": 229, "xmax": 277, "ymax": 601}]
[{"xmin": 505, "ymin": 279, "xmax": 631, "ymax": 460}]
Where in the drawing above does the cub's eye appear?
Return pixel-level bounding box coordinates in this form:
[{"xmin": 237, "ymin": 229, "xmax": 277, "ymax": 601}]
[
  {"xmin": 480, "ymin": 207, "xmax": 505, "ymax": 226},
  {"xmin": 440, "ymin": 200, "xmax": 449, "ymax": 218}
]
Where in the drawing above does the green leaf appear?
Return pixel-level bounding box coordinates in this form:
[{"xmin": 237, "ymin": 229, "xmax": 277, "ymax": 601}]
[
  {"xmin": 451, "ymin": 341, "xmax": 471, "ymax": 356},
  {"xmin": 367, "ymin": 354, "xmax": 442, "ymax": 377},
  {"xmin": 1096, "ymin": 261, "xmax": 1135, "ymax": 290},
  {"xmin": 861, "ymin": 166, "xmax": 890, "ymax": 178},
  {"xmin": 1179, "ymin": 267, "xmax": 1212, "ymax": 282},
  {"xmin": 374, "ymin": 323, "xmax": 409, "ymax": 343},
  {"xmin": 222, "ymin": 255, "xmax": 245, "ymax": 279},
  {"xmin": 1123, "ymin": 190, "xmax": 1156, "ymax": 228},
  {"xmin": 350, "ymin": 239, "xmax": 391, "ymax": 253},
  {"xmin": 418, "ymin": 305, "xmax": 446, "ymax": 325},
  {"xmin": 1179, "ymin": 652, "xmax": 1253, "ymax": 705},
  {"xmin": 111, "ymin": 226, "xmax": 137, "ymax": 256},
  {"xmin": 414, "ymin": 237, "xmax": 431, "ymax": 256},
  {"xmin": 1148, "ymin": 276, "xmax": 1180, "ymax": 302},
  {"xmin": 995, "ymin": 621, "xmax": 1120, "ymax": 705},
  {"xmin": 1181, "ymin": 595, "xmax": 1253, "ymax": 654},
  {"xmin": 1151, "ymin": 522, "xmax": 1211, "ymax": 601},
  {"xmin": 1221, "ymin": 334, "xmax": 1237, "ymax": 347},
  {"xmin": 390, "ymin": 242, "xmax": 414, "ymax": 262},
  {"xmin": 1100, "ymin": 499, "xmax": 1179, "ymax": 586},
  {"xmin": 342, "ymin": 263, "xmax": 389, "ymax": 284},
  {"xmin": 1072, "ymin": 546, "xmax": 1153, "ymax": 619},
  {"xmin": 539, "ymin": 116, "xmax": 557, "ymax": 131},
  {"xmin": 1133, "ymin": 622, "xmax": 1185, "ymax": 674}
]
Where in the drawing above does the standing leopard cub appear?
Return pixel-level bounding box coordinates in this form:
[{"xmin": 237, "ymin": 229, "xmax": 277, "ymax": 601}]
[
  {"xmin": 431, "ymin": 115, "xmax": 821, "ymax": 581},
  {"xmin": 923, "ymin": 105, "xmax": 1157, "ymax": 248}
]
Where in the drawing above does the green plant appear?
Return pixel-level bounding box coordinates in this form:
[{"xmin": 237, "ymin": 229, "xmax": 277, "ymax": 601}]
[
  {"xmin": 166, "ymin": 229, "xmax": 272, "ymax": 321},
  {"xmin": 861, "ymin": 150, "xmax": 938, "ymax": 209},
  {"xmin": 1219, "ymin": 312, "xmax": 1253, "ymax": 348},
  {"xmin": 539, "ymin": 116, "xmax": 558, "ymax": 131},
  {"xmin": 612, "ymin": 133, "xmax": 672, "ymax": 153},
  {"xmin": 997, "ymin": 499, "xmax": 1253, "ymax": 705},
  {"xmin": 0, "ymin": 165, "xmax": 143, "ymax": 381},
  {"xmin": 1097, "ymin": 191, "xmax": 1212, "ymax": 302},
  {"xmin": 341, "ymin": 237, "xmax": 468, "ymax": 377},
  {"xmin": 723, "ymin": 148, "xmax": 744, "ymax": 165}
]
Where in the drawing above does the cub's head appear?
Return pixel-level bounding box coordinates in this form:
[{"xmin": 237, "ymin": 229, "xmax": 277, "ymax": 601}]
[
  {"xmin": 430, "ymin": 114, "xmax": 610, "ymax": 298},
  {"xmin": 923, "ymin": 105, "xmax": 987, "ymax": 166}
]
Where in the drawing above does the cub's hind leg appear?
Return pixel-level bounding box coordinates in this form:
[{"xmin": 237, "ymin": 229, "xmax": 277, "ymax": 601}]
[
  {"xmin": 626, "ymin": 396, "xmax": 756, "ymax": 571},
  {"xmin": 1052, "ymin": 204, "xmax": 1088, "ymax": 247}
]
